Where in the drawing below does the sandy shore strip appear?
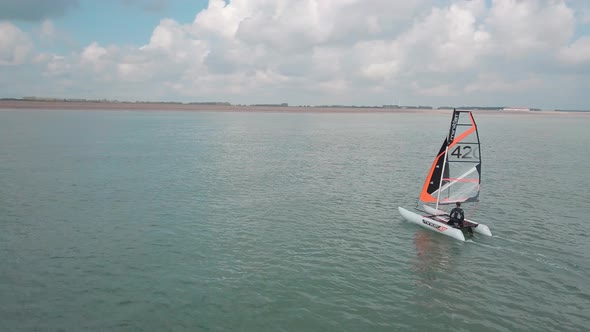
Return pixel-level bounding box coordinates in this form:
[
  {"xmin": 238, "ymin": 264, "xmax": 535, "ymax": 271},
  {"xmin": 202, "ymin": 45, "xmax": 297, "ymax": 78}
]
[{"xmin": 0, "ymin": 100, "xmax": 587, "ymax": 115}]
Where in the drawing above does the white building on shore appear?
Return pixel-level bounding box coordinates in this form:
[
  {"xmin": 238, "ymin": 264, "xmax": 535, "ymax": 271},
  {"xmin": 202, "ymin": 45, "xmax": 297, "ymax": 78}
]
[{"xmin": 503, "ymin": 107, "xmax": 530, "ymax": 112}]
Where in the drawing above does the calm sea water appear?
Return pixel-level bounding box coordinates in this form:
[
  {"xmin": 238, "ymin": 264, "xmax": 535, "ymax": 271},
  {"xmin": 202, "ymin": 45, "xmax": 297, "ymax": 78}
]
[{"xmin": 1, "ymin": 109, "xmax": 589, "ymax": 331}]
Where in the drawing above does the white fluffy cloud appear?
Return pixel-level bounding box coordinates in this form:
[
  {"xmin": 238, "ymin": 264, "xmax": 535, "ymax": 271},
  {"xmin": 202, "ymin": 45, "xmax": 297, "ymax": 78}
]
[
  {"xmin": 0, "ymin": 22, "xmax": 33, "ymax": 65},
  {"xmin": 485, "ymin": 0, "xmax": 575, "ymax": 56},
  {"xmin": 2, "ymin": 0, "xmax": 590, "ymax": 109}
]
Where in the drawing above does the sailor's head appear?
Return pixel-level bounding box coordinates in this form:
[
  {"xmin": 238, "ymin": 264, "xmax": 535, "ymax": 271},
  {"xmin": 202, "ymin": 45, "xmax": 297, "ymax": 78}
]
[{"xmin": 456, "ymin": 202, "xmax": 461, "ymax": 207}]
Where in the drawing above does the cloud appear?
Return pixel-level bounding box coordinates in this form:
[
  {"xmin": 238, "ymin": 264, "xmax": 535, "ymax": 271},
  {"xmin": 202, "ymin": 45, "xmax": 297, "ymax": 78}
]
[
  {"xmin": 39, "ymin": 20, "xmax": 56, "ymax": 42},
  {"xmin": 559, "ymin": 36, "xmax": 590, "ymax": 65},
  {"xmin": 393, "ymin": 1, "xmax": 491, "ymax": 74},
  {"xmin": 485, "ymin": 0, "xmax": 575, "ymax": 56},
  {"xmin": 464, "ymin": 73, "xmax": 544, "ymax": 93},
  {"xmin": 0, "ymin": 22, "xmax": 33, "ymax": 65},
  {"xmin": 3, "ymin": 0, "xmax": 590, "ymax": 109},
  {"xmin": 567, "ymin": 0, "xmax": 590, "ymax": 23},
  {"xmin": 413, "ymin": 82, "xmax": 457, "ymax": 97},
  {"xmin": 0, "ymin": 0, "xmax": 78, "ymax": 21},
  {"xmin": 31, "ymin": 19, "xmax": 79, "ymax": 51}
]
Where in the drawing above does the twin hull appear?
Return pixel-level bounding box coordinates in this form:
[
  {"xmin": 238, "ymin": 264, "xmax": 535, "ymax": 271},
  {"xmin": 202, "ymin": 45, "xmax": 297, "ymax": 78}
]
[
  {"xmin": 398, "ymin": 207, "xmax": 466, "ymax": 241},
  {"xmin": 398, "ymin": 206, "xmax": 492, "ymax": 242},
  {"xmin": 421, "ymin": 205, "xmax": 492, "ymax": 237}
]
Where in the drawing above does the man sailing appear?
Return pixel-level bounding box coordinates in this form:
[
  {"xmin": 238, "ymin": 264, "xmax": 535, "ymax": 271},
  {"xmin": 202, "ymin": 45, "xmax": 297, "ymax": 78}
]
[{"xmin": 448, "ymin": 202, "xmax": 464, "ymax": 228}]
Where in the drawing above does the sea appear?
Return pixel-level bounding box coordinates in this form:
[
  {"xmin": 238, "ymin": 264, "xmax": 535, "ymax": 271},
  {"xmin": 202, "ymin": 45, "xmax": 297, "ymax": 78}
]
[{"xmin": 1, "ymin": 109, "xmax": 588, "ymax": 331}]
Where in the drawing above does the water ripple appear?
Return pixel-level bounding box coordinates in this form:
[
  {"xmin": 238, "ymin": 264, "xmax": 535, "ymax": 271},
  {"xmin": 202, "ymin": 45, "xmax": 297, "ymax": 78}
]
[{"xmin": 0, "ymin": 111, "xmax": 589, "ymax": 331}]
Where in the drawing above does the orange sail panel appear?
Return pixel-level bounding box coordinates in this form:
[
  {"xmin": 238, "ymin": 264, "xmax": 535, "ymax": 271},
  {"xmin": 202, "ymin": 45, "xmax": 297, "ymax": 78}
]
[{"xmin": 419, "ymin": 138, "xmax": 448, "ymax": 203}]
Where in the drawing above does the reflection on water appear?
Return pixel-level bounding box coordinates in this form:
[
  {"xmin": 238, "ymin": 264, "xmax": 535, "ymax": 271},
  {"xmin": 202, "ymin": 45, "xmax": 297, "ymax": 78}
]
[
  {"xmin": 408, "ymin": 230, "xmax": 472, "ymax": 323},
  {"xmin": 412, "ymin": 231, "xmax": 456, "ymax": 282}
]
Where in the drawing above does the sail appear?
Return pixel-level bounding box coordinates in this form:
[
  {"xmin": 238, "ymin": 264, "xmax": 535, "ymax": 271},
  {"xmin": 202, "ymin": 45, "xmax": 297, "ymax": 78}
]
[{"xmin": 419, "ymin": 110, "xmax": 481, "ymax": 205}]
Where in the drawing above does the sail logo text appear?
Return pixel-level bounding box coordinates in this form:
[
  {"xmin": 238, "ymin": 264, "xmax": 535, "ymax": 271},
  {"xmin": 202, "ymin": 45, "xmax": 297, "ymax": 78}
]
[
  {"xmin": 448, "ymin": 112, "xmax": 460, "ymax": 142},
  {"xmin": 422, "ymin": 219, "xmax": 448, "ymax": 232}
]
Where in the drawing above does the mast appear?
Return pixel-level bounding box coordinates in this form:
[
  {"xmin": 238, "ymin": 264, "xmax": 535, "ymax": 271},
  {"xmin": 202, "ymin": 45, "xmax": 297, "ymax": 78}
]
[
  {"xmin": 436, "ymin": 145, "xmax": 448, "ymax": 211},
  {"xmin": 436, "ymin": 108, "xmax": 457, "ymax": 210}
]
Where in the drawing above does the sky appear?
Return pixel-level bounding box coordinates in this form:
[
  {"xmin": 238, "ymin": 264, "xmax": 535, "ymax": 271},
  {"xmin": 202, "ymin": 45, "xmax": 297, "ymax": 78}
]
[{"xmin": 1, "ymin": 0, "xmax": 589, "ymax": 109}]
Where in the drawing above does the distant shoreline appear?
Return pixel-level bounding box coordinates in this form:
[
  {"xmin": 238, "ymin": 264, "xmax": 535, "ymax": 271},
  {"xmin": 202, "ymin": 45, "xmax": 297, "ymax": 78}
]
[{"xmin": 0, "ymin": 100, "xmax": 587, "ymax": 115}]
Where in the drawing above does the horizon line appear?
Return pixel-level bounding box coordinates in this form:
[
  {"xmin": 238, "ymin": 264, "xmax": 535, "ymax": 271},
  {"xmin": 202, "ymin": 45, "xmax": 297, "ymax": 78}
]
[{"xmin": 2, "ymin": 96, "xmax": 584, "ymax": 112}]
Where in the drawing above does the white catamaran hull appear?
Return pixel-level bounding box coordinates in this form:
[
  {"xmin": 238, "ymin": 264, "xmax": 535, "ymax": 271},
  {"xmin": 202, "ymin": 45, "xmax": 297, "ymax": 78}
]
[
  {"xmin": 398, "ymin": 207, "xmax": 466, "ymax": 242},
  {"xmin": 422, "ymin": 205, "xmax": 492, "ymax": 237}
]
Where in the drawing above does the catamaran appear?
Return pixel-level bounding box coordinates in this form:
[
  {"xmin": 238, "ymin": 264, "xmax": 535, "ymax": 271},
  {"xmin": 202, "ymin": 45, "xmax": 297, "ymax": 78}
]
[{"xmin": 398, "ymin": 109, "xmax": 492, "ymax": 241}]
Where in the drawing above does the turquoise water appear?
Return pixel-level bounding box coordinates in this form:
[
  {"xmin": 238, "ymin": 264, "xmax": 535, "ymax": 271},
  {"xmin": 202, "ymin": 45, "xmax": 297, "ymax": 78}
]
[{"xmin": 1, "ymin": 110, "xmax": 588, "ymax": 331}]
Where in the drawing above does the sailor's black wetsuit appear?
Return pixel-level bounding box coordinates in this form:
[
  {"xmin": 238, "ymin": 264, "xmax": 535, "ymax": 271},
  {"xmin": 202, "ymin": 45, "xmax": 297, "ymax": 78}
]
[{"xmin": 449, "ymin": 207, "xmax": 464, "ymax": 227}]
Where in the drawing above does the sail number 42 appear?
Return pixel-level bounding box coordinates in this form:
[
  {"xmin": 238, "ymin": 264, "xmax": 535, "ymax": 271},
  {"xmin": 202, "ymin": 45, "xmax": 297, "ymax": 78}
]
[{"xmin": 450, "ymin": 145, "xmax": 478, "ymax": 159}]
